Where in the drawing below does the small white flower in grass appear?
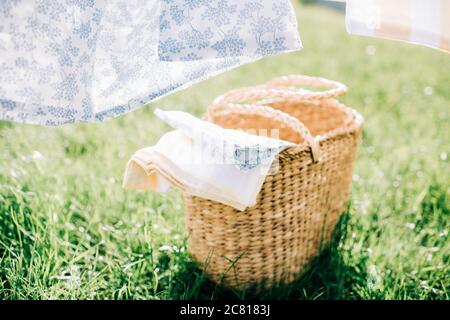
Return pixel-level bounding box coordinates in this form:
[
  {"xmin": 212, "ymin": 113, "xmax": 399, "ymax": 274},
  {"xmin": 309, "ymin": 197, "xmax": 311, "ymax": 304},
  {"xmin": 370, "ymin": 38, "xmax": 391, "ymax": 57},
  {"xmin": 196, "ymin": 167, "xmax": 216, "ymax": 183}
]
[
  {"xmin": 354, "ymin": 199, "xmax": 370, "ymax": 214},
  {"xmin": 367, "ymin": 265, "xmax": 382, "ymax": 289},
  {"xmin": 20, "ymin": 151, "xmax": 45, "ymax": 163},
  {"xmin": 159, "ymin": 245, "xmax": 172, "ymax": 252},
  {"xmin": 31, "ymin": 150, "xmax": 44, "ymax": 161},
  {"xmin": 365, "ymin": 45, "xmax": 376, "ymax": 56},
  {"xmin": 440, "ymin": 152, "xmax": 447, "ymax": 161},
  {"xmin": 67, "ymin": 223, "xmax": 76, "ymax": 231},
  {"xmin": 406, "ymin": 223, "xmax": 415, "ymax": 230},
  {"xmin": 423, "ymin": 86, "xmax": 433, "ymax": 96}
]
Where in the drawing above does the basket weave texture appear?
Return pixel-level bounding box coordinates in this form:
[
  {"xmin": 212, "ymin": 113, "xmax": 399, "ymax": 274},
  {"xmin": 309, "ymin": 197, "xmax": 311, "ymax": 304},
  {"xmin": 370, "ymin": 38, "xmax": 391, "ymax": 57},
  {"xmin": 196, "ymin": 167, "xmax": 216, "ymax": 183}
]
[{"xmin": 183, "ymin": 75, "xmax": 364, "ymax": 289}]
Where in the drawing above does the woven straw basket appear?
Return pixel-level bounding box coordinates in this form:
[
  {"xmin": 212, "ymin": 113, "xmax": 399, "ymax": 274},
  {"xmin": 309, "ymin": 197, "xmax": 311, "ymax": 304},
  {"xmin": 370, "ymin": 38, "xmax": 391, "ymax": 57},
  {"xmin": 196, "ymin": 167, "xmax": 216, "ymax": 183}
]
[{"xmin": 183, "ymin": 75, "xmax": 364, "ymax": 290}]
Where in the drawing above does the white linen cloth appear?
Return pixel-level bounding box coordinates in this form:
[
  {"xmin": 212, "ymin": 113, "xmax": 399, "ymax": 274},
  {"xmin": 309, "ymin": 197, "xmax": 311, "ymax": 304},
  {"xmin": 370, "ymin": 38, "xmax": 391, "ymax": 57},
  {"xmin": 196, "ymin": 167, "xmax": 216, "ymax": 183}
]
[
  {"xmin": 122, "ymin": 109, "xmax": 295, "ymax": 210},
  {"xmin": 346, "ymin": 0, "xmax": 450, "ymax": 52},
  {"xmin": 0, "ymin": 0, "xmax": 301, "ymax": 125}
]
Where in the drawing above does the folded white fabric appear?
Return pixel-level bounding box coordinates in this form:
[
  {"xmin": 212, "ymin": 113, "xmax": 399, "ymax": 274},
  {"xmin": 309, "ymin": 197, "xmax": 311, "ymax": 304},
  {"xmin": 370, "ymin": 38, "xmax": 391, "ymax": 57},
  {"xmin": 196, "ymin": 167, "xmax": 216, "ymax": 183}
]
[
  {"xmin": 346, "ymin": 0, "xmax": 450, "ymax": 52},
  {"xmin": 122, "ymin": 109, "xmax": 295, "ymax": 210}
]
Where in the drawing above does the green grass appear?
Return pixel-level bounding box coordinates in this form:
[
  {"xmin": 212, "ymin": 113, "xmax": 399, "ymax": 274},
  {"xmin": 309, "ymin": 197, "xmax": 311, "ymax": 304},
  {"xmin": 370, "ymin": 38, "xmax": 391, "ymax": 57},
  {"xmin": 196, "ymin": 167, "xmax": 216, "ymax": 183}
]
[{"xmin": 0, "ymin": 4, "xmax": 449, "ymax": 300}]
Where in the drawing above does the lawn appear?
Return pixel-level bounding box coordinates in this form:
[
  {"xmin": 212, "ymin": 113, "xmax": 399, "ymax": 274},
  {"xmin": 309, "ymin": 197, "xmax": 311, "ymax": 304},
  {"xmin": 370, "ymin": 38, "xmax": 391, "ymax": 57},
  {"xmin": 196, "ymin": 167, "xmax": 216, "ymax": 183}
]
[{"xmin": 0, "ymin": 3, "xmax": 449, "ymax": 300}]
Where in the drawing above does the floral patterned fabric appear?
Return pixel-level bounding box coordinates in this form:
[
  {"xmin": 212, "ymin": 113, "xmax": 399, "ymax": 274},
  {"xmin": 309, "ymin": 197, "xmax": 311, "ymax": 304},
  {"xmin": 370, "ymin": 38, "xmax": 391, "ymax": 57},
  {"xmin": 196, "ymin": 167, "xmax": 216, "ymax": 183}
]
[{"xmin": 0, "ymin": 0, "xmax": 301, "ymax": 126}]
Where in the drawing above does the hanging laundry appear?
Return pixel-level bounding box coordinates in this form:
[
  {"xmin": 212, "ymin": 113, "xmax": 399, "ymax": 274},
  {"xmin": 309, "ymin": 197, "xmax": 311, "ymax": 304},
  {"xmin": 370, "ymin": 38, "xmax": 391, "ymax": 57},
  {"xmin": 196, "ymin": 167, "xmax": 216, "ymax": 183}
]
[
  {"xmin": 0, "ymin": 0, "xmax": 301, "ymax": 126},
  {"xmin": 346, "ymin": 0, "xmax": 450, "ymax": 52},
  {"xmin": 122, "ymin": 109, "xmax": 295, "ymax": 211}
]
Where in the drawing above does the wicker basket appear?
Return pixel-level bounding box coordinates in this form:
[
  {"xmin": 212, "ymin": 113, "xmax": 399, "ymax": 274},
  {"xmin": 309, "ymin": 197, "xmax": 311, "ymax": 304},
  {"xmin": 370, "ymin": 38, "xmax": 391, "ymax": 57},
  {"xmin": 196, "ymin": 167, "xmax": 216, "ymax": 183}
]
[{"xmin": 183, "ymin": 75, "xmax": 364, "ymax": 290}]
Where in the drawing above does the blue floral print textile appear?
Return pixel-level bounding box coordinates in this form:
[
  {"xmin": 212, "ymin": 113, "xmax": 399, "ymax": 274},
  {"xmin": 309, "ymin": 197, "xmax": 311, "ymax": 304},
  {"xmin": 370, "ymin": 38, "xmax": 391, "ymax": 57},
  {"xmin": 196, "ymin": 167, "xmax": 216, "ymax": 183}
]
[{"xmin": 0, "ymin": 0, "xmax": 301, "ymax": 126}]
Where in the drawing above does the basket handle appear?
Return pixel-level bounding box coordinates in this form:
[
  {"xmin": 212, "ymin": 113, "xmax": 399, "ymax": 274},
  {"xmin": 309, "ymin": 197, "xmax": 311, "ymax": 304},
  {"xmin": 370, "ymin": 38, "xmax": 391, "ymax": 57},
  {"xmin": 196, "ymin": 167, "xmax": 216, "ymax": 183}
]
[
  {"xmin": 265, "ymin": 74, "xmax": 347, "ymax": 100},
  {"xmin": 213, "ymin": 75, "xmax": 347, "ymax": 106},
  {"xmin": 205, "ymin": 103, "xmax": 321, "ymax": 162}
]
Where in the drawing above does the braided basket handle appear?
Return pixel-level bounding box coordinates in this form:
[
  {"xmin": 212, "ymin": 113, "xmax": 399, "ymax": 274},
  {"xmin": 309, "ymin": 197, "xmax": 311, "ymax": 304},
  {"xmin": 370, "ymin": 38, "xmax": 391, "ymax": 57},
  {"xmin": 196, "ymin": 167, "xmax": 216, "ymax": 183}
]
[
  {"xmin": 205, "ymin": 103, "xmax": 321, "ymax": 162},
  {"xmin": 213, "ymin": 75, "xmax": 347, "ymax": 106},
  {"xmin": 265, "ymin": 74, "xmax": 347, "ymax": 100}
]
